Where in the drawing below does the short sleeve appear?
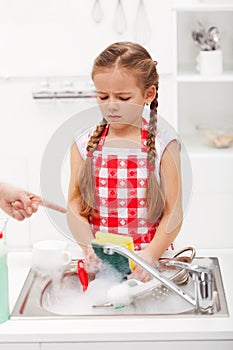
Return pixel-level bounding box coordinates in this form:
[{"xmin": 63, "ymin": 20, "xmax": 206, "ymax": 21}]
[
  {"xmin": 74, "ymin": 126, "xmax": 96, "ymax": 160},
  {"xmin": 155, "ymin": 127, "xmax": 181, "ymax": 183}
]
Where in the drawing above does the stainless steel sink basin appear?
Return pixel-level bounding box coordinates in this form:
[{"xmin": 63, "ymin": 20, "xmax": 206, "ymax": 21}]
[{"xmin": 11, "ymin": 257, "xmax": 228, "ymax": 319}]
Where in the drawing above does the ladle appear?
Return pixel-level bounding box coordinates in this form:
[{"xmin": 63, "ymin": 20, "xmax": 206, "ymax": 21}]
[
  {"xmin": 92, "ymin": 0, "xmax": 104, "ymax": 23},
  {"xmin": 134, "ymin": 0, "xmax": 151, "ymax": 44},
  {"xmin": 113, "ymin": 0, "xmax": 127, "ymax": 34}
]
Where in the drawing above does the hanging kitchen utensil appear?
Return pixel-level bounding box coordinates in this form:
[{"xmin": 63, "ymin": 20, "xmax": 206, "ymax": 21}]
[
  {"xmin": 134, "ymin": 0, "xmax": 151, "ymax": 44},
  {"xmin": 92, "ymin": 0, "xmax": 104, "ymax": 23},
  {"xmin": 113, "ymin": 0, "xmax": 127, "ymax": 35}
]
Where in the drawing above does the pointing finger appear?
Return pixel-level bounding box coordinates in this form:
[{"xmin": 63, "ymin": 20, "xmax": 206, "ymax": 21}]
[{"xmin": 32, "ymin": 197, "xmax": 67, "ymax": 213}]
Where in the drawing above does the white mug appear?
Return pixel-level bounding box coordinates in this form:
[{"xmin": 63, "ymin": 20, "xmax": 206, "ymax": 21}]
[
  {"xmin": 196, "ymin": 49, "xmax": 223, "ymax": 75},
  {"xmin": 32, "ymin": 240, "xmax": 71, "ymax": 274}
]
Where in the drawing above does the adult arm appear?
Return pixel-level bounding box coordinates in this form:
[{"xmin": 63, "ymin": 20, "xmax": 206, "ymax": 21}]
[{"xmin": 0, "ymin": 182, "xmax": 66, "ymax": 221}]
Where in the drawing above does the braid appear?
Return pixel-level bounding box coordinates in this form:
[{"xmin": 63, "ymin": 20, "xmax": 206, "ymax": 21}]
[
  {"xmin": 78, "ymin": 119, "xmax": 107, "ymax": 217},
  {"xmin": 86, "ymin": 119, "xmax": 107, "ymax": 154},
  {"xmin": 147, "ymin": 85, "xmax": 165, "ymax": 222},
  {"xmin": 147, "ymin": 110, "xmax": 157, "ymax": 167},
  {"xmin": 150, "ymin": 83, "xmax": 159, "ymax": 113},
  {"xmin": 147, "ymin": 83, "xmax": 158, "ymax": 166}
]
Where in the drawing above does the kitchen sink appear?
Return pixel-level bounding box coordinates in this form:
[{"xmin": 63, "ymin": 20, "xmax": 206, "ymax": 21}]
[{"xmin": 11, "ymin": 257, "xmax": 228, "ymax": 319}]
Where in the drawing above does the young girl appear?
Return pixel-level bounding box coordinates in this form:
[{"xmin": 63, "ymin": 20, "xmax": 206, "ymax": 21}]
[{"xmin": 67, "ymin": 42, "xmax": 182, "ymax": 281}]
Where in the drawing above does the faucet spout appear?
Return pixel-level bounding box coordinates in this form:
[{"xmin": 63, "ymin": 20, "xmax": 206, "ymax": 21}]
[
  {"xmin": 103, "ymin": 243, "xmax": 196, "ymax": 307},
  {"xmin": 103, "ymin": 243, "xmax": 214, "ymax": 314}
]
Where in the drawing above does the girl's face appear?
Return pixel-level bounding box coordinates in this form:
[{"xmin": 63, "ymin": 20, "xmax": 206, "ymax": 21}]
[{"xmin": 93, "ymin": 68, "xmax": 156, "ymax": 130}]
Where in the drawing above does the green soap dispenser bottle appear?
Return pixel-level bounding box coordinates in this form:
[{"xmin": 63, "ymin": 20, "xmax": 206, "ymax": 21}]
[{"xmin": 0, "ymin": 218, "xmax": 10, "ymax": 323}]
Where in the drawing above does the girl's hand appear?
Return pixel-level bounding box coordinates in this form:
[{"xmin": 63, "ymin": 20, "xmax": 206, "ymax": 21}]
[
  {"xmin": 85, "ymin": 247, "xmax": 103, "ymax": 275},
  {"xmin": 127, "ymin": 248, "xmax": 156, "ymax": 282}
]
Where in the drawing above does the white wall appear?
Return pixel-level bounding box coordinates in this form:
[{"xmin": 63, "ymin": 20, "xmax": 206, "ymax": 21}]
[
  {"xmin": 0, "ymin": 0, "xmax": 232, "ymax": 251},
  {"xmin": 0, "ymin": 0, "xmax": 173, "ymax": 76},
  {"xmin": 0, "ymin": 0, "xmax": 176, "ymax": 250}
]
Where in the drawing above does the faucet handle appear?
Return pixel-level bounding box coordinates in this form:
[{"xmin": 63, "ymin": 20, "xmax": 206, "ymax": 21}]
[
  {"xmin": 164, "ymin": 260, "xmax": 214, "ymax": 285},
  {"xmin": 165, "ymin": 259, "xmax": 210, "ymax": 273},
  {"xmin": 165, "ymin": 259, "xmax": 214, "ymax": 313}
]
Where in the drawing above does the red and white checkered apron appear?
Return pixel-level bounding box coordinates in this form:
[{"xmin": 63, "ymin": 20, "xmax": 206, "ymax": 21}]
[{"xmin": 88, "ymin": 118, "xmax": 160, "ymax": 251}]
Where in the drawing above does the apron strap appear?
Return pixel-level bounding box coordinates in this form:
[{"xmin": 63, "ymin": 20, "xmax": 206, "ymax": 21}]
[
  {"xmin": 86, "ymin": 118, "xmax": 148, "ymax": 157},
  {"xmin": 86, "ymin": 117, "xmax": 155, "ymax": 173}
]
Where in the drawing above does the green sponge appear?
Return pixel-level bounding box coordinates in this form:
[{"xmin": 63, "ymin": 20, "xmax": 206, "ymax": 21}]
[{"xmin": 91, "ymin": 231, "xmax": 135, "ymax": 275}]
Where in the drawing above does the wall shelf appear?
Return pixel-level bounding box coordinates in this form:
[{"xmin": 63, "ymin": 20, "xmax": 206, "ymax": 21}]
[
  {"xmin": 180, "ymin": 134, "xmax": 233, "ymax": 156},
  {"xmin": 172, "ymin": 1, "xmax": 233, "ymax": 12},
  {"xmin": 172, "ymin": 3, "xmax": 233, "ymax": 141},
  {"xmin": 177, "ymin": 65, "xmax": 233, "ymax": 82}
]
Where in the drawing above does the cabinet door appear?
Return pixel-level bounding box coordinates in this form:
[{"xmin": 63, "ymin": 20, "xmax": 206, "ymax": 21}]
[
  {"xmin": 0, "ymin": 344, "xmax": 40, "ymax": 350},
  {"xmin": 177, "ymin": 192, "xmax": 233, "ymax": 249},
  {"xmin": 41, "ymin": 341, "xmax": 233, "ymax": 350}
]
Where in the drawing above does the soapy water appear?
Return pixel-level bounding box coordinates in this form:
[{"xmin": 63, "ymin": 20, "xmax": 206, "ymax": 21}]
[
  {"xmin": 42, "ymin": 264, "xmax": 123, "ymax": 314},
  {"xmin": 42, "ymin": 263, "xmax": 195, "ymax": 315}
]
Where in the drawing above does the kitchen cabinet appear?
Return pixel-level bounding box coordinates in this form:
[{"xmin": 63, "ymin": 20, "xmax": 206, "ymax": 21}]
[
  {"xmin": 41, "ymin": 341, "xmax": 233, "ymax": 350},
  {"xmin": 0, "ymin": 344, "xmax": 39, "ymax": 350},
  {"xmin": 170, "ymin": 1, "xmax": 233, "ymax": 249},
  {"xmin": 1, "ymin": 341, "xmax": 233, "ymax": 349},
  {"xmin": 172, "ymin": 1, "xmax": 233, "ymax": 143}
]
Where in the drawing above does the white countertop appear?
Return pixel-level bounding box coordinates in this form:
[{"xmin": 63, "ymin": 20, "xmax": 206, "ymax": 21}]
[{"xmin": 0, "ymin": 249, "xmax": 233, "ymax": 343}]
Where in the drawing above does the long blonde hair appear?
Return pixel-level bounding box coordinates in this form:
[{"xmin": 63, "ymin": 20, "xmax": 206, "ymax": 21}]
[{"xmin": 77, "ymin": 42, "xmax": 165, "ymax": 222}]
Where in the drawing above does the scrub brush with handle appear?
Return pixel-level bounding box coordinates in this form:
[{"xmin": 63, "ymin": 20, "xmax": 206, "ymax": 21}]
[{"xmin": 77, "ymin": 259, "xmax": 89, "ymax": 292}]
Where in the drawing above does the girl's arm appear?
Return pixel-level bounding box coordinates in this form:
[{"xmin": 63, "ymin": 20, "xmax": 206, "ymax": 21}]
[
  {"xmin": 146, "ymin": 139, "xmax": 183, "ymax": 259},
  {"xmin": 67, "ymin": 142, "xmax": 95, "ymax": 255},
  {"xmin": 129, "ymin": 140, "xmax": 183, "ymax": 281}
]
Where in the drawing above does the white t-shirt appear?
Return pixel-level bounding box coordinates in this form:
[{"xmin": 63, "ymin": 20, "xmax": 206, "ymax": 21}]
[{"xmin": 75, "ymin": 121, "xmax": 180, "ymax": 184}]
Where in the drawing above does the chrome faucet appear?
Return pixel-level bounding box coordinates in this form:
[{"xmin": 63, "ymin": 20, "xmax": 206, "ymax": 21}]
[{"xmin": 103, "ymin": 243, "xmax": 214, "ymax": 314}]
